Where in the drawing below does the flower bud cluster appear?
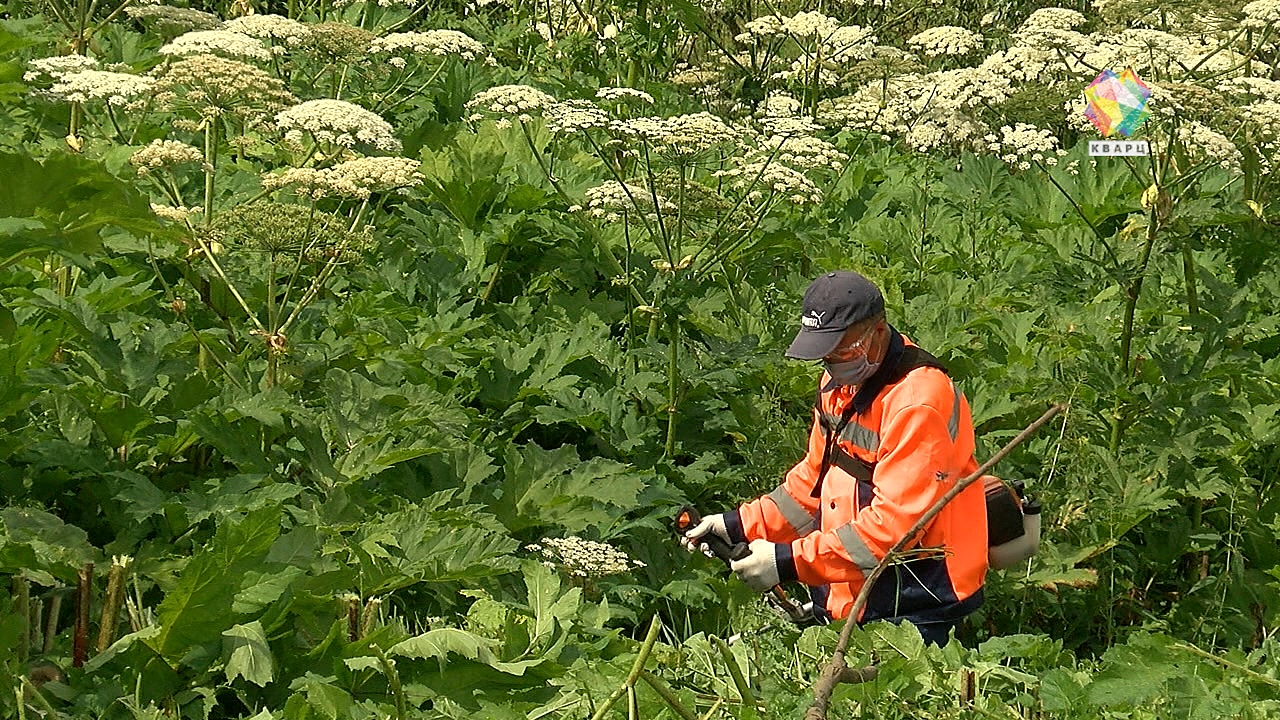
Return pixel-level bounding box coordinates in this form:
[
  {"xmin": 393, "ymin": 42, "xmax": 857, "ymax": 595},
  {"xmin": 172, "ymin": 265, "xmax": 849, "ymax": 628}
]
[
  {"xmin": 275, "ymin": 99, "xmax": 401, "ymax": 152},
  {"xmin": 1242, "ymin": 0, "xmax": 1280, "ymax": 29},
  {"xmin": 152, "ymin": 54, "xmax": 297, "ymax": 121},
  {"xmin": 150, "ymin": 203, "xmax": 203, "ymax": 222},
  {"xmin": 130, "ymin": 139, "xmax": 204, "ymax": 175},
  {"xmin": 526, "ymin": 537, "xmax": 645, "ymax": 578}
]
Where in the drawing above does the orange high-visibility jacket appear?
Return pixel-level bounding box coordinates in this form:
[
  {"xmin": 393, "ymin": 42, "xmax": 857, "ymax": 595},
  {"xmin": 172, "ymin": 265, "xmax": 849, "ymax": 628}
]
[{"xmin": 725, "ymin": 330, "xmax": 987, "ymax": 625}]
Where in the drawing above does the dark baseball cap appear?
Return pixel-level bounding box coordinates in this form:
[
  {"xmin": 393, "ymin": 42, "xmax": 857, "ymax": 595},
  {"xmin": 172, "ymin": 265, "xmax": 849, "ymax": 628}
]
[{"xmin": 785, "ymin": 271, "xmax": 885, "ymax": 360}]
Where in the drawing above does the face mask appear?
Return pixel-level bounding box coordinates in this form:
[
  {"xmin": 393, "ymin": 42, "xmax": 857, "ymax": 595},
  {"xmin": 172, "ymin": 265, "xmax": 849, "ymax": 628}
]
[{"xmin": 822, "ymin": 355, "xmax": 881, "ymax": 391}]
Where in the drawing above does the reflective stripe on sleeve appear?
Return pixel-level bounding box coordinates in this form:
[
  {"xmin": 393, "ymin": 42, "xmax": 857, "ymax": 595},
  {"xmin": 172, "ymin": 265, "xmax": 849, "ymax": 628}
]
[
  {"xmin": 841, "ymin": 423, "xmax": 880, "ymax": 453},
  {"xmin": 835, "ymin": 523, "xmax": 880, "ymax": 573},
  {"xmin": 947, "ymin": 383, "xmax": 961, "ymax": 441},
  {"xmin": 768, "ymin": 486, "xmax": 818, "ymax": 536}
]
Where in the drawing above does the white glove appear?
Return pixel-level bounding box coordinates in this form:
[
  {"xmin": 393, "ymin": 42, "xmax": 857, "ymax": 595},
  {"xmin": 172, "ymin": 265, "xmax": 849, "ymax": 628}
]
[
  {"xmin": 730, "ymin": 539, "xmax": 782, "ymax": 592},
  {"xmin": 680, "ymin": 513, "xmax": 729, "ymax": 554}
]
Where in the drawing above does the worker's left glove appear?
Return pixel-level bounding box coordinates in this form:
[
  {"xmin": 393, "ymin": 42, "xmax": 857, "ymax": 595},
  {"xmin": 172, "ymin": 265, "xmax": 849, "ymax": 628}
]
[{"xmin": 730, "ymin": 539, "xmax": 784, "ymax": 592}]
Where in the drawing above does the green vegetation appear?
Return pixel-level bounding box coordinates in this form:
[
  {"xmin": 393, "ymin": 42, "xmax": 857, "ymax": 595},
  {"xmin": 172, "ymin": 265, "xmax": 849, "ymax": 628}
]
[{"xmin": 2, "ymin": 0, "xmax": 1279, "ymax": 716}]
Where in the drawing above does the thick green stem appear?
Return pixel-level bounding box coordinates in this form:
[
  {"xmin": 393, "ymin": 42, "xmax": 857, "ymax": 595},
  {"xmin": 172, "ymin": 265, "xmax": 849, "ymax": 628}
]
[
  {"xmin": 73, "ymin": 562, "xmax": 92, "ymax": 668},
  {"xmin": 14, "ymin": 577, "xmax": 30, "ymax": 663},
  {"xmin": 95, "ymin": 556, "xmax": 130, "ymax": 653},
  {"xmin": 1181, "ymin": 241, "xmax": 1199, "ymax": 317},
  {"xmin": 663, "ymin": 314, "xmax": 679, "ymax": 460},
  {"xmin": 589, "ymin": 616, "xmax": 663, "ymax": 720},
  {"xmin": 1109, "ymin": 206, "xmax": 1160, "ymax": 454},
  {"xmin": 203, "ymin": 118, "xmax": 217, "ymax": 227}
]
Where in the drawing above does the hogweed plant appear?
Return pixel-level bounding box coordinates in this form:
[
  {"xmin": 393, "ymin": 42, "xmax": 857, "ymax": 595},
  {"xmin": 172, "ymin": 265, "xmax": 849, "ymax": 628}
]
[{"xmin": 467, "ymin": 82, "xmax": 842, "ymax": 458}]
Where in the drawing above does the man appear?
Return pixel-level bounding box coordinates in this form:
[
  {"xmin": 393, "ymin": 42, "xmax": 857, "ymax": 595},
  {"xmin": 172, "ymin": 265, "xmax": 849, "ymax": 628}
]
[{"xmin": 684, "ymin": 270, "xmax": 987, "ymax": 645}]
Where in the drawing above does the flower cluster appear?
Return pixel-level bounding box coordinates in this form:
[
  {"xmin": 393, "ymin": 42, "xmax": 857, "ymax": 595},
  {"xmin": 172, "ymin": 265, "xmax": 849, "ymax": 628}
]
[
  {"xmin": 124, "ymin": 4, "xmax": 220, "ymax": 33},
  {"xmin": 152, "ymin": 55, "xmax": 297, "ymax": 121},
  {"xmin": 261, "ymin": 167, "xmax": 366, "ymax": 199},
  {"xmin": 576, "ymin": 181, "xmax": 677, "ymax": 223},
  {"xmin": 1223, "ymin": 77, "xmax": 1280, "ymax": 102},
  {"xmin": 24, "ymin": 55, "xmax": 98, "ymax": 84},
  {"xmin": 368, "ymin": 30, "xmax": 492, "ymax": 62},
  {"xmin": 331, "ymin": 0, "xmax": 418, "ymax": 7},
  {"xmin": 982, "ymin": 123, "xmax": 1066, "ymax": 170},
  {"xmin": 276, "ymin": 99, "xmax": 401, "ymax": 152},
  {"xmin": 43, "ymin": 70, "xmax": 155, "ymax": 106},
  {"xmin": 613, "ymin": 112, "xmax": 738, "ymax": 159},
  {"xmin": 1018, "ymin": 7, "xmax": 1086, "ymax": 33},
  {"xmin": 129, "ymin": 139, "xmax": 204, "ymax": 175},
  {"xmin": 330, "ymin": 156, "xmax": 425, "ymax": 194},
  {"xmin": 1244, "ymin": 101, "xmax": 1280, "ymax": 141},
  {"xmin": 526, "ymin": 537, "xmax": 645, "ymax": 578},
  {"xmin": 158, "ymin": 30, "xmax": 272, "ymax": 61},
  {"xmin": 1176, "ymin": 121, "xmax": 1242, "ymax": 172},
  {"xmin": 714, "ymin": 161, "xmax": 822, "ymax": 204},
  {"xmin": 907, "ymin": 26, "xmax": 984, "ymax": 57},
  {"xmin": 596, "ymin": 86, "xmax": 654, "ymax": 104},
  {"xmin": 738, "ymin": 11, "xmax": 840, "ymax": 41},
  {"xmin": 150, "ymin": 203, "xmax": 202, "ymax": 222},
  {"xmin": 752, "ymin": 134, "xmax": 848, "ymax": 174},
  {"xmin": 466, "ymin": 84, "xmax": 558, "ymax": 122},
  {"xmin": 1242, "ymin": 0, "xmax": 1280, "ymax": 29},
  {"xmin": 222, "ymin": 14, "xmax": 311, "ymax": 47},
  {"xmin": 300, "ymin": 23, "xmax": 373, "ymax": 62},
  {"xmin": 544, "ymin": 100, "xmax": 610, "ymax": 135}
]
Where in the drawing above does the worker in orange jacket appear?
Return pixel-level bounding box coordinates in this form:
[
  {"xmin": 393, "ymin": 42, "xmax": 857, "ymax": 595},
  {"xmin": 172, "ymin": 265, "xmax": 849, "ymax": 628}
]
[{"xmin": 684, "ymin": 271, "xmax": 987, "ymax": 645}]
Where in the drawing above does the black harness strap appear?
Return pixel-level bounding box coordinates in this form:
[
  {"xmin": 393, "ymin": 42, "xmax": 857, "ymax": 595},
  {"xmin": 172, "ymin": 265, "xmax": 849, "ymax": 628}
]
[{"xmin": 810, "ymin": 330, "xmax": 948, "ymax": 499}]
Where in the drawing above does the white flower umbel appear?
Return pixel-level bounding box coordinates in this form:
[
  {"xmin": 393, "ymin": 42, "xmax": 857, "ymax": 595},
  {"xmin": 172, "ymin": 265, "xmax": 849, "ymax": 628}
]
[
  {"xmin": 714, "ymin": 161, "xmax": 822, "ymax": 204},
  {"xmin": 1244, "ymin": 101, "xmax": 1280, "ymax": 142},
  {"xmin": 369, "ymin": 30, "xmax": 492, "ymax": 62},
  {"xmin": 544, "ymin": 100, "xmax": 610, "ymax": 135},
  {"xmin": 329, "ymin": 156, "xmax": 424, "ymax": 193},
  {"xmin": 125, "ymin": 5, "xmax": 221, "ymax": 33},
  {"xmin": 332, "ymin": 0, "xmax": 418, "ymax": 7},
  {"xmin": 261, "ymin": 167, "xmax": 368, "ymax": 199},
  {"xmin": 466, "ymin": 84, "xmax": 557, "ymax": 121},
  {"xmin": 824, "ymin": 25, "xmax": 877, "ymax": 63},
  {"xmin": 581, "ymin": 181, "xmax": 677, "ymax": 223},
  {"xmin": 150, "ymin": 203, "xmax": 203, "ymax": 222},
  {"xmin": 24, "ymin": 54, "xmax": 98, "ymax": 84},
  {"xmin": 596, "ymin": 86, "xmax": 655, "ymax": 104},
  {"xmin": 982, "ymin": 123, "xmax": 1066, "ymax": 170},
  {"xmin": 907, "ymin": 26, "xmax": 984, "ymax": 57},
  {"xmin": 129, "ymin": 139, "xmax": 203, "ymax": 175},
  {"xmin": 275, "ymin": 99, "xmax": 401, "ymax": 152},
  {"xmin": 45, "ymin": 70, "xmax": 155, "ymax": 105},
  {"xmin": 222, "ymin": 14, "xmax": 311, "ymax": 47},
  {"xmin": 1176, "ymin": 121, "xmax": 1242, "ymax": 172},
  {"xmin": 527, "ymin": 536, "xmax": 645, "ymax": 578},
  {"xmin": 159, "ymin": 30, "xmax": 272, "ymax": 61},
  {"xmin": 1017, "ymin": 7, "xmax": 1086, "ymax": 33},
  {"xmin": 1243, "ymin": 0, "xmax": 1280, "ymax": 28},
  {"xmin": 152, "ymin": 54, "xmax": 297, "ymax": 121},
  {"xmin": 613, "ymin": 112, "xmax": 738, "ymax": 159},
  {"xmin": 752, "ymin": 135, "xmax": 848, "ymax": 171},
  {"xmin": 759, "ymin": 94, "xmax": 802, "ymax": 118}
]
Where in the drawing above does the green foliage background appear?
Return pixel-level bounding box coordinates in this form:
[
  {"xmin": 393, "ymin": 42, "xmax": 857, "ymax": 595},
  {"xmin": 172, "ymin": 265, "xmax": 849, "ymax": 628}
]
[{"xmin": 2, "ymin": 0, "xmax": 1280, "ymax": 717}]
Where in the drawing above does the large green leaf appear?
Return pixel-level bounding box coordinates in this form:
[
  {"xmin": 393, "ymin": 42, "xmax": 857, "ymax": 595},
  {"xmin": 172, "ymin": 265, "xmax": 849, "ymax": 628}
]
[
  {"xmin": 147, "ymin": 507, "xmax": 281, "ymax": 664},
  {"xmin": 0, "ymin": 152, "xmax": 161, "ymax": 268},
  {"xmin": 0, "ymin": 506, "xmax": 98, "ymax": 585},
  {"xmin": 223, "ymin": 620, "xmax": 275, "ymax": 687},
  {"xmin": 493, "ymin": 443, "xmax": 645, "ymax": 534},
  {"xmin": 389, "ymin": 627, "xmax": 543, "ymax": 676}
]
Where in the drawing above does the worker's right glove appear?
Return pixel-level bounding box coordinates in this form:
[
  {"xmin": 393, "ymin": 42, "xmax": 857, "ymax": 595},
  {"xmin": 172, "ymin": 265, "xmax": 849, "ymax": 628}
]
[{"xmin": 680, "ymin": 512, "xmax": 729, "ymax": 555}]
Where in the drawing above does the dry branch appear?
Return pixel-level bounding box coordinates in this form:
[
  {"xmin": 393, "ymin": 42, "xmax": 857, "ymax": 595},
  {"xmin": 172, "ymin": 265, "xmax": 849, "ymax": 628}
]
[{"xmin": 805, "ymin": 403, "xmax": 1068, "ymax": 720}]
